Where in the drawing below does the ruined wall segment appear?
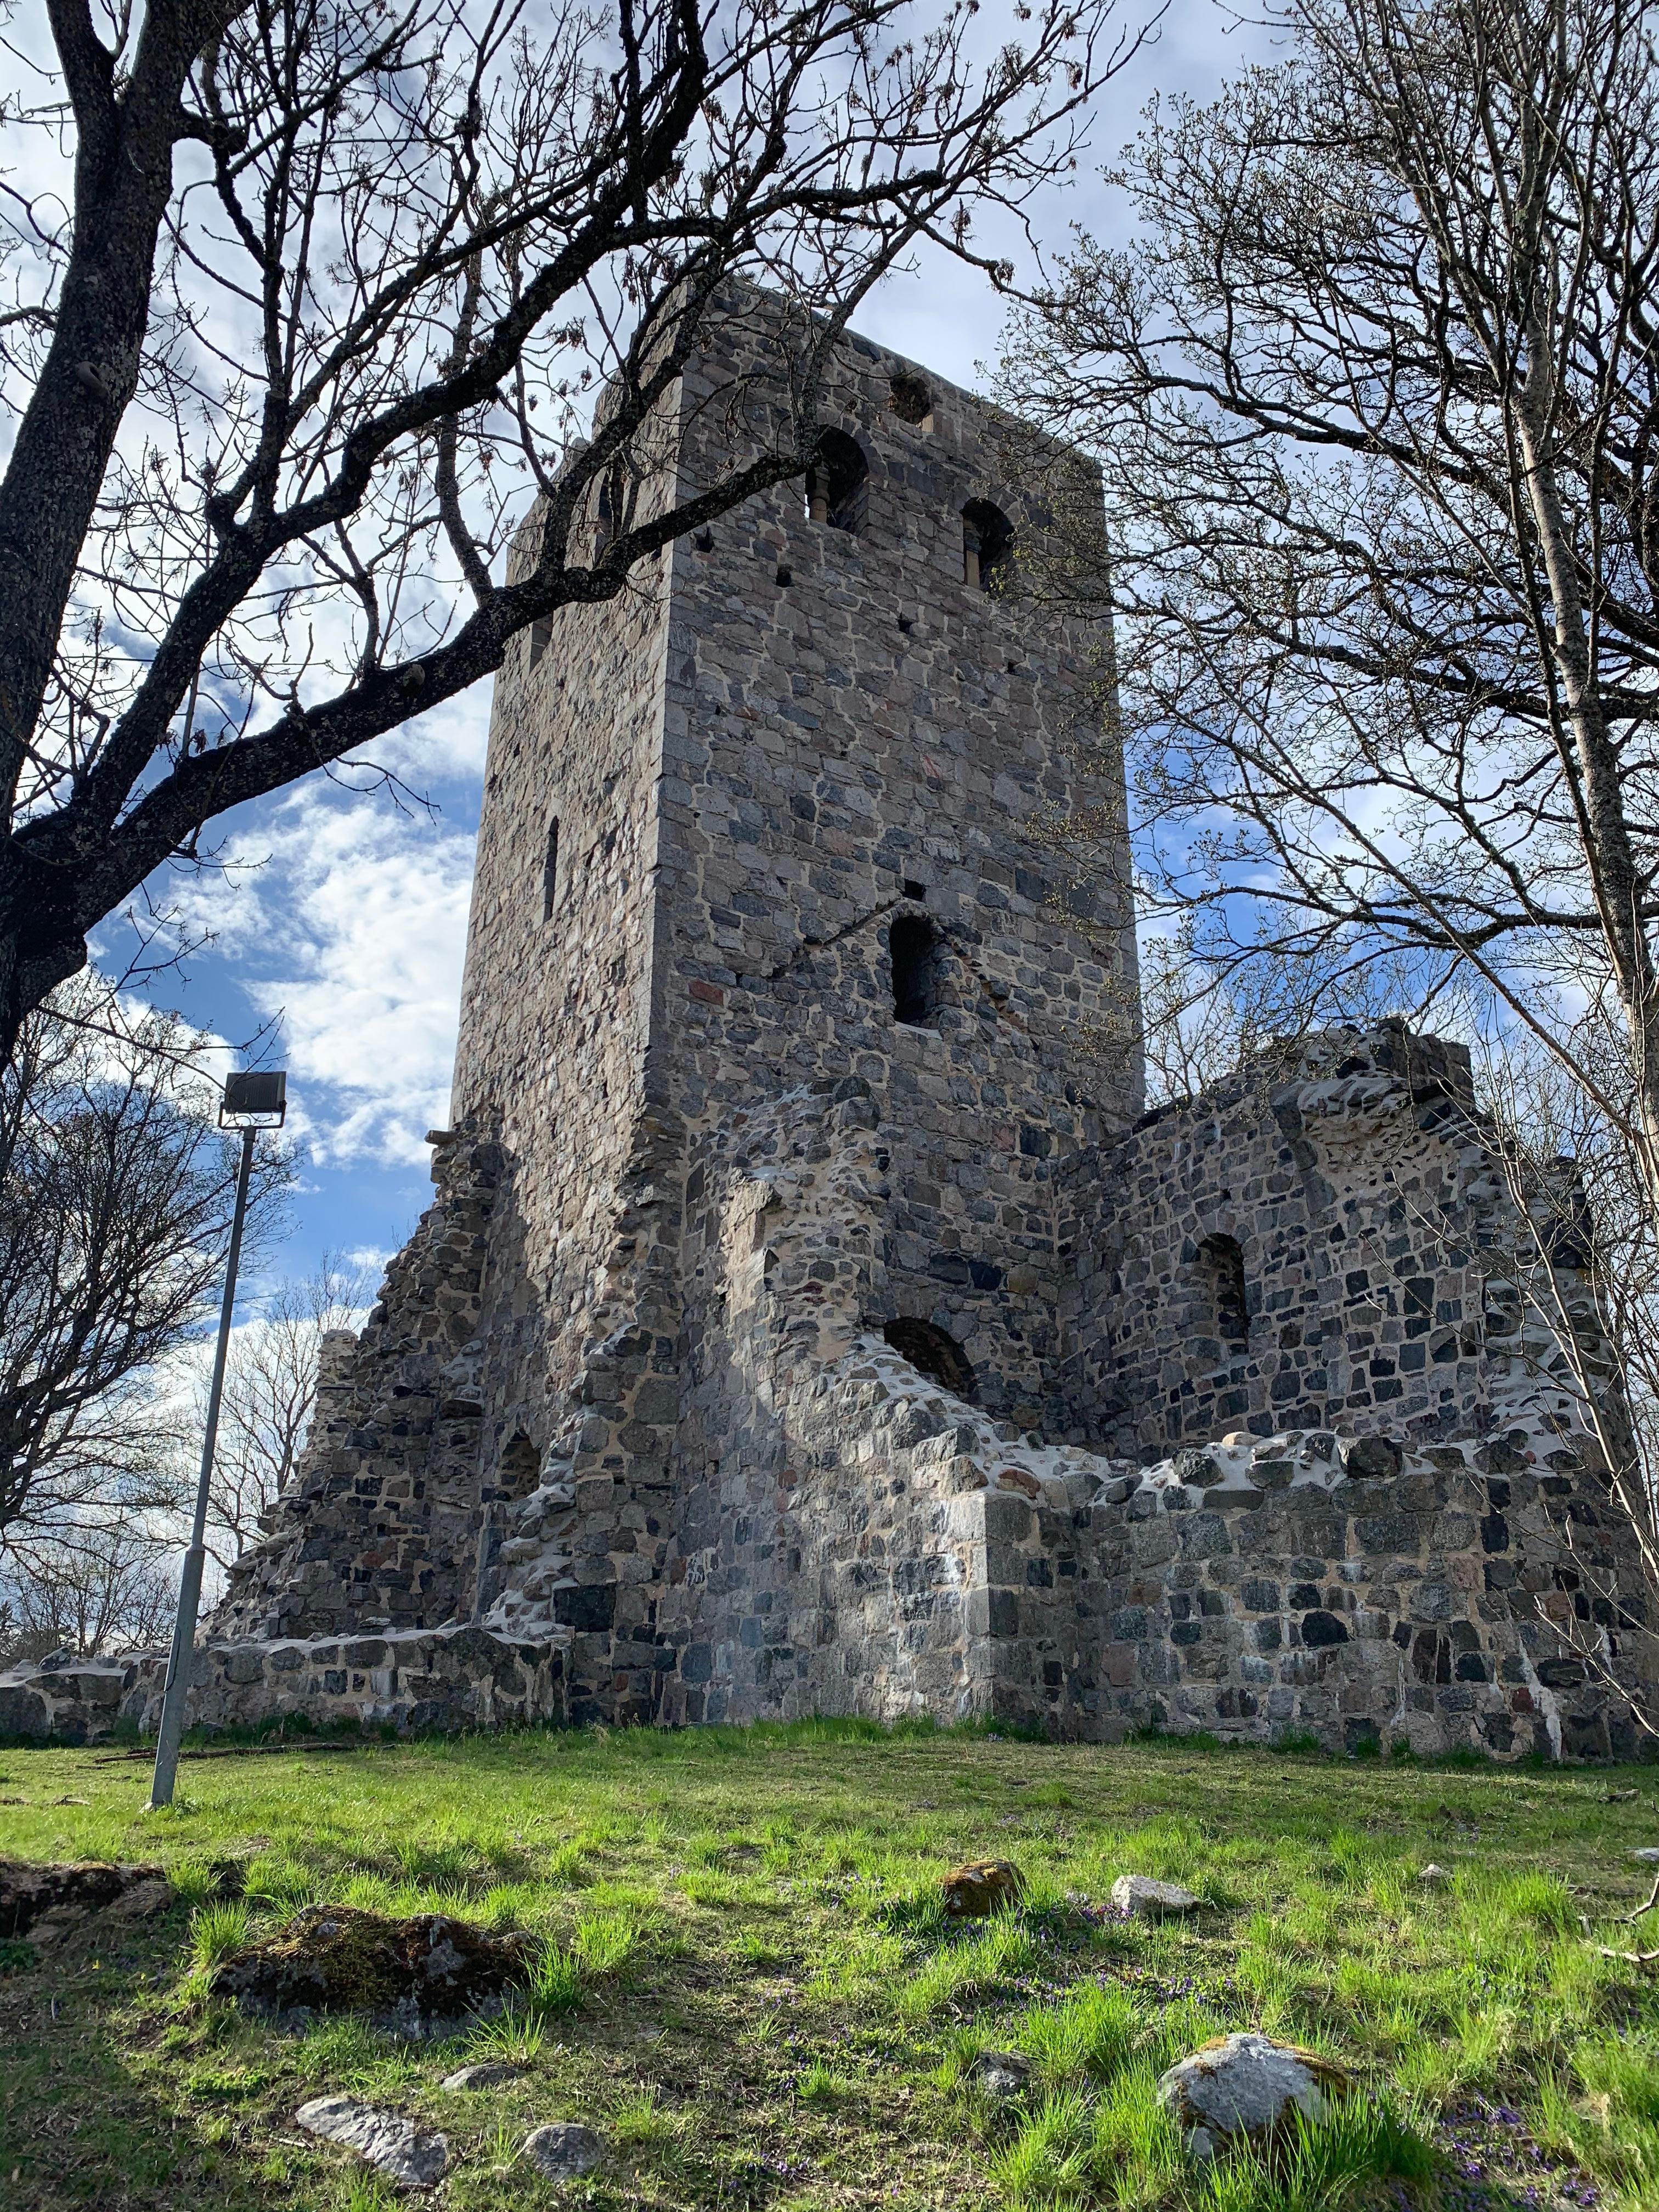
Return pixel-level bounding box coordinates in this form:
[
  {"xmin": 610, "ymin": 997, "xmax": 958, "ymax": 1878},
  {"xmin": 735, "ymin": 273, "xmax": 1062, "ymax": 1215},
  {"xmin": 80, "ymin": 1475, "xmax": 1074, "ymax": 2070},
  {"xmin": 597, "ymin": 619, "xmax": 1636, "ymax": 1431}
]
[{"xmin": 1058, "ymin": 1024, "xmax": 1533, "ymax": 1460}]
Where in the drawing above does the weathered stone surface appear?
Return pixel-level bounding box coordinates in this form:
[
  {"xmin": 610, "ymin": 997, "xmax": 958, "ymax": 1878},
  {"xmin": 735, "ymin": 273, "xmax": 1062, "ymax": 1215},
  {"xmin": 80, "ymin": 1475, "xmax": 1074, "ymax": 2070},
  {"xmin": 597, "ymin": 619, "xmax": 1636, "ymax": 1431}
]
[
  {"xmin": 440, "ymin": 2061, "xmax": 527, "ymax": 2091},
  {"xmin": 520, "ymin": 2122, "xmax": 605, "ymax": 2180},
  {"xmin": 969, "ymin": 2050, "xmax": 1033, "ymax": 2101},
  {"xmin": 212, "ymin": 1908, "xmax": 534, "ymax": 2033},
  {"xmin": 295, "ymin": 2096, "xmax": 449, "ymax": 2190},
  {"xmin": 1111, "ymin": 1875, "xmax": 1200, "ymax": 1919},
  {"xmin": 1157, "ymin": 2033, "xmax": 1350, "ymax": 2161},
  {"xmin": 942, "ymin": 1860, "xmax": 1025, "ymax": 1918},
  {"xmin": 1419, "ymin": 1864, "xmax": 1452, "ymax": 1886}
]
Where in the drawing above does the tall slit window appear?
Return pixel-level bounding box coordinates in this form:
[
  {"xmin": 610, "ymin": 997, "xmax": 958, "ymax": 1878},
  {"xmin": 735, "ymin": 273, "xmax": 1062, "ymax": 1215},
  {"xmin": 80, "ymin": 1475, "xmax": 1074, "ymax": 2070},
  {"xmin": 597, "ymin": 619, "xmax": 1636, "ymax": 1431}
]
[
  {"xmin": 890, "ymin": 913, "xmax": 944, "ymax": 1027},
  {"xmin": 1196, "ymin": 1233, "xmax": 1249, "ymax": 1348},
  {"xmin": 541, "ymin": 817, "xmax": 561, "ymax": 923},
  {"xmin": 805, "ymin": 430, "xmax": 869, "ymax": 534},
  {"xmin": 962, "ymin": 498, "xmax": 1014, "ymax": 591}
]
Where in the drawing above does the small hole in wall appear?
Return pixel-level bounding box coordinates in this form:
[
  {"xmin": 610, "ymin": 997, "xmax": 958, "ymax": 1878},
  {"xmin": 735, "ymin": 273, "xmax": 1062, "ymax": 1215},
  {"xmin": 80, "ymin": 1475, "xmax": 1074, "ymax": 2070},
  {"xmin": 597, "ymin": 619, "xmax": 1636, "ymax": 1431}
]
[
  {"xmin": 889, "ymin": 373, "xmax": 932, "ymax": 425},
  {"xmin": 883, "ymin": 1317, "xmax": 974, "ymax": 1400},
  {"xmin": 897, "ymin": 613, "xmax": 913, "ymax": 632},
  {"xmin": 903, "ymin": 879, "xmax": 927, "ymax": 901},
  {"xmin": 694, "ymin": 527, "xmax": 713, "ymax": 552},
  {"xmin": 541, "ymin": 817, "xmax": 560, "ymax": 923},
  {"xmin": 776, "ymin": 564, "xmax": 793, "ymax": 586}
]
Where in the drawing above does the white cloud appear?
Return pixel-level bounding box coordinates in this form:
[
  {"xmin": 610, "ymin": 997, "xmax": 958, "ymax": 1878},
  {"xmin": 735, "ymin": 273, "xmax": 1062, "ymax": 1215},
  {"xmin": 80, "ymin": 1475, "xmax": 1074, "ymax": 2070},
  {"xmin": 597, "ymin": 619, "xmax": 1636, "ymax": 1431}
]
[{"xmin": 172, "ymin": 787, "xmax": 476, "ymax": 1166}]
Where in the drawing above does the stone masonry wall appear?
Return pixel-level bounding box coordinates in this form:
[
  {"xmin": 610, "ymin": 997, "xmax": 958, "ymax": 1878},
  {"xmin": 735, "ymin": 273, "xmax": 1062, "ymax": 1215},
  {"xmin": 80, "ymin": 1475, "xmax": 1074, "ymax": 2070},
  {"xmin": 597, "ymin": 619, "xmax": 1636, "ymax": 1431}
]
[{"xmin": 1058, "ymin": 1023, "xmax": 1548, "ymax": 1462}]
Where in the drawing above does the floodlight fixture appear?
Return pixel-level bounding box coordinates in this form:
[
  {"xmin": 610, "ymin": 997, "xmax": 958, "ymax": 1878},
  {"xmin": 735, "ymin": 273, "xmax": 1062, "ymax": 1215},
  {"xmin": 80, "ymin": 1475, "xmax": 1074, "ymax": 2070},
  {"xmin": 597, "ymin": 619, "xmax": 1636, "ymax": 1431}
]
[{"xmin": 221, "ymin": 1069, "xmax": 287, "ymax": 1127}]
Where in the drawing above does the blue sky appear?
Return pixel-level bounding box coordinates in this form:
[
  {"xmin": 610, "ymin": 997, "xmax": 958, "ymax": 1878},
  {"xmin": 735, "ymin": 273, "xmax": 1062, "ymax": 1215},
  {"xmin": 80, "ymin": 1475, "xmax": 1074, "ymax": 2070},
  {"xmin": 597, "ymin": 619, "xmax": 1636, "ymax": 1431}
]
[{"xmin": 103, "ymin": 0, "xmax": 1266, "ymax": 1302}]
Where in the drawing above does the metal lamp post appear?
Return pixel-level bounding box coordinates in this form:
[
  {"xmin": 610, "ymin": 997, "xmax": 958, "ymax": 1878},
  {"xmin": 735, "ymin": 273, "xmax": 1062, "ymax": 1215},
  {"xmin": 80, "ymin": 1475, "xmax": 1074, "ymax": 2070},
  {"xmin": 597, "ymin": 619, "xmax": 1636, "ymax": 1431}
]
[{"xmin": 149, "ymin": 1068, "xmax": 287, "ymax": 1811}]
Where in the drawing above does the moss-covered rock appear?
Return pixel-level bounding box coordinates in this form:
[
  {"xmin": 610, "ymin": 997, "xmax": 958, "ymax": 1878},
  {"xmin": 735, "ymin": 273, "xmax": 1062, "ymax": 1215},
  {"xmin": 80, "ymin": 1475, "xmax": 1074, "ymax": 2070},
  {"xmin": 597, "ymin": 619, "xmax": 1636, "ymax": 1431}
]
[{"xmin": 211, "ymin": 1906, "xmax": 534, "ymax": 2033}]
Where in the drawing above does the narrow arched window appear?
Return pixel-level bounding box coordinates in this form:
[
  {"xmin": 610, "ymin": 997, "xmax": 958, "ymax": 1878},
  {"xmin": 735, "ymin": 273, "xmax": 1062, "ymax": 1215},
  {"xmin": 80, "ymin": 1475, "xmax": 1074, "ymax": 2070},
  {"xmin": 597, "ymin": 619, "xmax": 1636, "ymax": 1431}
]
[
  {"xmin": 805, "ymin": 430, "xmax": 869, "ymax": 534},
  {"xmin": 1196, "ymin": 1233, "xmax": 1249, "ymax": 1348},
  {"xmin": 884, "ymin": 1317, "xmax": 975, "ymax": 1400},
  {"xmin": 889, "ymin": 913, "xmax": 943, "ymax": 1027},
  {"xmin": 962, "ymin": 499, "xmax": 1014, "ymax": 591},
  {"xmin": 541, "ymin": 817, "xmax": 560, "ymax": 923},
  {"xmin": 495, "ymin": 1434, "xmax": 540, "ymax": 1499},
  {"xmin": 528, "ymin": 617, "xmax": 552, "ymax": 667}
]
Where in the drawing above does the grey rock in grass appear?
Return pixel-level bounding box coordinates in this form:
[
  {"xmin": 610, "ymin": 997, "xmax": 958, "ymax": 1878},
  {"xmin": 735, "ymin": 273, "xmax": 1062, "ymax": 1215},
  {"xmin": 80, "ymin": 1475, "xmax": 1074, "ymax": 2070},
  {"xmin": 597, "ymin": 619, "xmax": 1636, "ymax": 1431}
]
[
  {"xmin": 1631, "ymin": 1848, "xmax": 1659, "ymax": 1863},
  {"xmin": 1418, "ymin": 1864, "xmax": 1452, "ymax": 1886},
  {"xmin": 969, "ymin": 2050, "xmax": 1032, "ymax": 2102},
  {"xmin": 441, "ymin": 2059, "xmax": 526, "ymax": 2091},
  {"xmin": 295, "ymin": 2095, "xmax": 449, "ymax": 2190},
  {"xmin": 1111, "ymin": 1874, "xmax": 1199, "ymax": 1918},
  {"xmin": 1157, "ymin": 2032, "xmax": 1349, "ymax": 2162},
  {"xmin": 521, "ymin": 2121, "xmax": 605, "ymax": 2180}
]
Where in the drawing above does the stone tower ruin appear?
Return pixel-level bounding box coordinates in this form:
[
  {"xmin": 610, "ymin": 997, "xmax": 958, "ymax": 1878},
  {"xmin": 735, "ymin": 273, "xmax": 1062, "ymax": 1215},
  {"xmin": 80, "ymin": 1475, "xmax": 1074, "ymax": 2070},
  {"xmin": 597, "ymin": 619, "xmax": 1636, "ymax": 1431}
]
[{"xmin": 7, "ymin": 294, "xmax": 1652, "ymax": 1757}]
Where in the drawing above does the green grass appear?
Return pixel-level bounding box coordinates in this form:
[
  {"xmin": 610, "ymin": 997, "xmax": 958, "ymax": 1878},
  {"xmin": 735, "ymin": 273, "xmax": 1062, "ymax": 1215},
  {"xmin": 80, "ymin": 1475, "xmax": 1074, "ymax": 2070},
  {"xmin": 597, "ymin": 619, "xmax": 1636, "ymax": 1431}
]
[{"xmin": 1, "ymin": 1724, "xmax": 1657, "ymax": 2208}]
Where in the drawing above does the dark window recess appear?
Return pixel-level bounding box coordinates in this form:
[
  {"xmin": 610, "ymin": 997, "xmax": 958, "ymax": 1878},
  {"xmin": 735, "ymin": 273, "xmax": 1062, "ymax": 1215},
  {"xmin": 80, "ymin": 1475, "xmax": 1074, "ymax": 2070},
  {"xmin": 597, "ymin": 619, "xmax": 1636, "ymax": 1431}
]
[
  {"xmin": 1197, "ymin": 1233, "xmax": 1249, "ymax": 1347},
  {"xmin": 903, "ymin": 879, "xmax": 927, "ymax": 901},
  {"xmin": 496, "ymin": 1433, "xmax": 540, "ymax": 1499},
  {"xmin": 528, "ymin": 617, "xmax": 553, "ymax": 666},
  {"xmin": 594, "ymin": 469, "xmax": 620, "ymax": 553},
  {"xmin": 805, "ymin": 429, "xmax": 869, "ymax": 533},
  {"xmin": 962, "ymin": 498, "xmax": 1015, "ymax": 591},
  {"xmin": 889, "ymin": 373, "xmax": 932, "ymax": 424},
  {"xmin": 889, "ymin": 913, "xmax": 944, "ymax": 1026},
  {"xmin": 884, "ymin": 1317, "xmax": 974, "ymax": 1400},
  {"xmin": 541, "ymin": 817, "xmax": 561, "ymax": 923}
]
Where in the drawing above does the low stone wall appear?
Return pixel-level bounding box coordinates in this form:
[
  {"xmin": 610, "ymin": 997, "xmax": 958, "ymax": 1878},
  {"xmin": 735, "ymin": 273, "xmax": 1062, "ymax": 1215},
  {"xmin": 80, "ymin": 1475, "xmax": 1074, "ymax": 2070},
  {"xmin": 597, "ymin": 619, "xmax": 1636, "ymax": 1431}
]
[{"xmin": 0, "ymin": 1623, "xmax": 566, "ymax": 1745}]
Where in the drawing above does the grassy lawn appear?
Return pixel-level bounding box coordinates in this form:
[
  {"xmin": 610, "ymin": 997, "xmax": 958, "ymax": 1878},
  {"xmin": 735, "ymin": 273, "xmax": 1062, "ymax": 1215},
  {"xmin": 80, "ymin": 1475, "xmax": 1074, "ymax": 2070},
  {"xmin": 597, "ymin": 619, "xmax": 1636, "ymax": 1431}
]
[{"xmin": 2, "ymin": 1722, "xmax": 1659, "ymax": 2212}]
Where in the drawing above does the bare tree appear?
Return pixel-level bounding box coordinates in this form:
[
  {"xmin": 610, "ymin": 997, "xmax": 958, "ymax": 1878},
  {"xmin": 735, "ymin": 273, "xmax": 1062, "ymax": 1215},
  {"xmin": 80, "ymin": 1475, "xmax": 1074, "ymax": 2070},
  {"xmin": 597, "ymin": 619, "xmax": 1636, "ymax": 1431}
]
[
  {"xmin": 0, "ymin": 972, "xmax": 287, "ymax": 1548},
  {"xmin": 0, "ymin": 1514, "xmax": 176, "ymax": 1662},
  {"xmin": 200, "ymin": 1256, "xmax": 366, "ymax": 1568},
  {"xmin": 1005, "ymin": 0, "xmax": 1659, "ymax": 1227},
  {"xmin": 0, "ymin": 0, "xmax": 1144, "ymax": 1066}
]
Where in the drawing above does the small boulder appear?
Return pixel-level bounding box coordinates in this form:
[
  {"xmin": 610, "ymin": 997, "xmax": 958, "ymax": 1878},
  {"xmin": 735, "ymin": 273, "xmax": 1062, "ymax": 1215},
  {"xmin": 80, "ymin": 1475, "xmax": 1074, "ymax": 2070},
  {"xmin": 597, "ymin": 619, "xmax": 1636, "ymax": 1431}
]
[
  {"xmin": 1111, "ymin": 1874, "xmax": 1199, "ymax": 1918},
  {"xmin": 295, "ymin": 2095, "xmax": 449, "ymax": 2191},
  {"xmin": 1419, "ymin": 1864, "xmax": 1452, "ymax": 1886},
  {"xmin": 441, "ymin": 2060, "xmax": 526, "ymax": 2091},
  {"xmin": 1631, "ymin": 1847, "xmax": 1659, "ymax": 1863},
  {"xmin": 521, "ymin": 2122, "xmax": 605, "ymax": 2180},
  {"xmin": 1158, "ymin": 2032, "xmax": 1350, "ymax": 2161},
  {"xmin": 942, "ymin": 1859, "xmax": 1025, "ymax": 1918},
  {"xmin": 968, "ymin": 2050, "xmax": 1032, "ymax": 2102}
]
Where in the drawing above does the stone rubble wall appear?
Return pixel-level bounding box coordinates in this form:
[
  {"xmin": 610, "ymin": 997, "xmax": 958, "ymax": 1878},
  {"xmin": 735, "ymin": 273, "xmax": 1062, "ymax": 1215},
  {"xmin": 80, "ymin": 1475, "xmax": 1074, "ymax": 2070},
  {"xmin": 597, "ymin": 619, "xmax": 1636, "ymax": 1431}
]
[
  {"xmin": 4, "ymin": 1352, "xmax": 1645, "ymax": 1756},
  {"xmin": 213, "ymin": 1133, "xmax": 506, "ymax": 1640},
  {"xmin": 0, "ymin": 1624, "xmax": 565, "ymax": 1746},
  {"xmin": 1058, "ymin": 1023, "xmax": 1582, "ymax": 1460}
]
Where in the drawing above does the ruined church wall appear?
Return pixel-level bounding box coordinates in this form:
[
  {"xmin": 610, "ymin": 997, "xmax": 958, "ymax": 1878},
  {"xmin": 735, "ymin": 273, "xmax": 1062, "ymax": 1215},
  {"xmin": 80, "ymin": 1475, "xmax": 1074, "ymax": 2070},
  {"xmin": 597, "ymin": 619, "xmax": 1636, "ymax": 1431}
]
[
  {"xmin": 211, "ymin": 1135, "xmax": 505, "ymax": 1640},
  {"xmin": 1057, "ymin": 1030, "xmax": 1514, "ymax": 1462}
]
